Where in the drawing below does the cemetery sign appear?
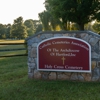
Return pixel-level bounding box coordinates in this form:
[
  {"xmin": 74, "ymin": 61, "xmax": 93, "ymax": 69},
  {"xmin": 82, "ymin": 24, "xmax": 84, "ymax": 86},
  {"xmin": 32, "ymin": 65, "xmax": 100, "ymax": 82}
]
[{"xmin": 37, "ymin": 37, "xmax": 91, "ymax": 72}]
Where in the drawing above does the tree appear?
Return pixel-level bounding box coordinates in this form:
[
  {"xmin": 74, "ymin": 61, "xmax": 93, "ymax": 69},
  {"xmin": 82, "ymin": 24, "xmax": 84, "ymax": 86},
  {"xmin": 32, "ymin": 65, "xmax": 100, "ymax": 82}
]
[
  {"xmin": 39, "ymin": 11, "xmax": 51, "ymax": 31},
  {"xmin": 32, "ymin": 20, "xmax": 42, "ymax": 33},
  {"xmin": 35, "ymin": 24, "xmax": 43, "ymax": 33},
  {"xmin": 92, "ymin": 21, "xmax": 100, "ymax": 34},
  {"xmin": 24, "ymin": 19, "xmax": 42, "ymax": 35},
  {"xmin": 70, "ymin": 23, "xmax": 79, "ymax": 31},
  {"xmin": 6, "ymin": 24, "xmax": 11, "ymax": 38},
  {"xmin": 45, "ymin": 0, "xmax": 100, "ymax": 30},
  {"xmin": 39, "ymin": 10, "xmax": 62, "ymax": 31},
  {"xmin": 84, "ymin": 22, "xmax": 93, "ymax": 31},
  {"xmin": 0, "ymin": 24, "xmax": 7, "ymax": 39},
  {"xmin": 11, "ymin": 17, "xmax": 28, "ymax": 39},
  {"xmin": 24, "ymin": 19, "xmax": 34, "ymax": 36}
]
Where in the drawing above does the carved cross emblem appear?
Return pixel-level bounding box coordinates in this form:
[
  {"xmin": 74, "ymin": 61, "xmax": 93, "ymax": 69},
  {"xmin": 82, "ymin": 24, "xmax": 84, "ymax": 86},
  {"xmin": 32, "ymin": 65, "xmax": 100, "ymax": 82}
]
[{"xmin": 61, "ymin": 57, "xmax": 66, "ymax": 65}]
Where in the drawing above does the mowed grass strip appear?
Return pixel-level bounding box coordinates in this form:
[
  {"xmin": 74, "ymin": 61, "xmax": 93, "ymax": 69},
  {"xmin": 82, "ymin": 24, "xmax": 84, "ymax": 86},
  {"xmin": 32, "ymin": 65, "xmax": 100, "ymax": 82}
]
[
  {"xmin": 0, "ymin": 50, "xmax": 26, "ymax": 56},
  {"xmin": 0, "ymin": 39, "xmax": 25, "ymax": 43},
  {"xmin": 0, "ymin": 45, "xmax": 26, "ymax": 50}
]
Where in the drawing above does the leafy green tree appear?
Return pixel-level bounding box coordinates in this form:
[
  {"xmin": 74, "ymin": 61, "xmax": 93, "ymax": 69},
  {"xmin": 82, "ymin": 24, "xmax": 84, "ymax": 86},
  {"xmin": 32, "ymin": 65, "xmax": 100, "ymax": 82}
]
[
  {"xmin": 84, "ymin": 22, "xmax": 93, "ymax": 31},
  {"xmin": 11, "ymin": 17, "xmax": 28, "ymax": 39},
  {"xmin": 35, "ymin": 24, "xmax": 42, "ymax": 33},
  {"xmin": 50, "ymin": 15, "xmax": 62, "ymax": 31},
  {"xmin": 70, "ymin": 23, "xmax": 79, "ymax": 31},
  {"xmin": 24, "ymin": 19, "xmax": 42, "ymax": 35},
  {"xmin": 45, "ymin": 0, "xmax": 100, "ymax": 30},
  {"xmin": 32, "ymin": 20, "xmax": 42, "ymax": 33},
  {"xmin": 39, "ymin": 10, "xmax": 62, "ymax": 31},
  {"xmin": 6, "ymin": 24, "xmax": 11, "ymax": 38},
  {"xmin": 45, "ymin": 1, "xmax": 65, "ymax": 30},
  {"xmin": 24, "ymin": 19, "xmax": 34, "ymax": 36},
  {"xmin": 39, "ymin": 11, "xmax": 51, "ymax": 31},
  {"xmin": 92, "ymin": 21, "xmax": 100, "ymax": 34},
  {"xmin": 0, "ymin": 24, "xmax": 7, "ymax": 39}
]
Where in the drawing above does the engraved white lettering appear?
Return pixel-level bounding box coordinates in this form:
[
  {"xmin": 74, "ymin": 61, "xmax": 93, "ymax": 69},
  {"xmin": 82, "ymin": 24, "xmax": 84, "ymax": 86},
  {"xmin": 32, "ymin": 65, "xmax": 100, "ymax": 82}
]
[
  {"xmin": 39, "ymin": 42, "xmax": 51, "ymax": 49},
  {"xmin": 56, "ymin": 53, "xmax": 76, "ymax": 56}
]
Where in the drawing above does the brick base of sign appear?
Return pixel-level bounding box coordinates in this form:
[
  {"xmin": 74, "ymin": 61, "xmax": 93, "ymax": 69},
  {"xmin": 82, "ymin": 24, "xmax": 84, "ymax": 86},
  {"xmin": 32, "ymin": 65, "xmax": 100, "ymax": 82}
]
[{"xmin": 26, "ymin": 31, "xmax": 100, "ymax": 82}]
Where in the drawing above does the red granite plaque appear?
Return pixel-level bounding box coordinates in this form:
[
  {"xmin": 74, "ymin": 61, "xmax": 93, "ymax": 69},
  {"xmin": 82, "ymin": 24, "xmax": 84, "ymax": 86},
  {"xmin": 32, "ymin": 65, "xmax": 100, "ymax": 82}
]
[{"xmin": 37, "ymin": 37, "xmax": 91, "ymax": 72}]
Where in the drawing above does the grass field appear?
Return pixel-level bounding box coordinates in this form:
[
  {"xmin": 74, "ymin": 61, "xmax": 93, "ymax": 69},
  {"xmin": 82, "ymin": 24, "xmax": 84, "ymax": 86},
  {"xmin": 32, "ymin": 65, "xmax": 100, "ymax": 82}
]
[
  {"xmin": 0, "ymin": 40, "xmax": 100, "ymax": 100},
  {"xmin": 0, "ymin": 57, "xmax": 100, "ymax": 100},
  {"xmin": 0, "ymin": 44, "xmax": 25, "ymax": 50}
]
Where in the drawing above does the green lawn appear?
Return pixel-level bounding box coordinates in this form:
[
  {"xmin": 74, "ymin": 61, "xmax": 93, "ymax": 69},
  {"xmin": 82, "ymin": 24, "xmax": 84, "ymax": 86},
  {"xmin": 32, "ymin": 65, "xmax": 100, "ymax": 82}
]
[
  {"xmin": 0, "ymin": 40, "xmax": 100, "ymax": 100},
  {"xmin": 0, "ymin": 45, "xmax": 25, "ymax": 50},
  {"xmin": 0, "ymin": 50, "xmax": 26, "ymax": 56},
  {"xmin": 0, "ymin": 56, "xmax": 100, "ymax": 100}
]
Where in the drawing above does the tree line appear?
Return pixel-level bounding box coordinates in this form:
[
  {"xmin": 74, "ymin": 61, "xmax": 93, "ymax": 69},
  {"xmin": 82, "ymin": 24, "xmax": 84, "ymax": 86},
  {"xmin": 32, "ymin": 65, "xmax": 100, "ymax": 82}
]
[
  {"xmin": 0, "ymin": 0, "xmax": 100, "ymax": 39},
  {"xmin": 0, "ymin": 17, "xmax": 42, "ymax": 39},
  {"xmin": 39, "ymin": 0, "xmax": 100, "ymax": 33}
]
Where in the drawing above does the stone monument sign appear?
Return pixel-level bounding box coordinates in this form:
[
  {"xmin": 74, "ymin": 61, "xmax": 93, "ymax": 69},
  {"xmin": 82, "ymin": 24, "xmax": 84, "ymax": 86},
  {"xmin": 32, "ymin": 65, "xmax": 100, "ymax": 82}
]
[{"xmin": 26, "ymin": 31, "xmax": 100, "ymax": 81}]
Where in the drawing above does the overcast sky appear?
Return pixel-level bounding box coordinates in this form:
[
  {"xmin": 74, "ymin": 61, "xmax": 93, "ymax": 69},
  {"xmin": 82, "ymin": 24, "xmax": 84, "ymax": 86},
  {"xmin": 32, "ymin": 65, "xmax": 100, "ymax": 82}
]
[{"xmin": 0, "ymin": 0, "xmax": 45, "ymax": 24}]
